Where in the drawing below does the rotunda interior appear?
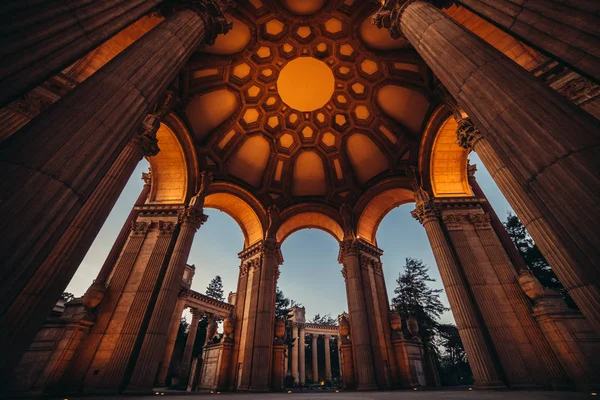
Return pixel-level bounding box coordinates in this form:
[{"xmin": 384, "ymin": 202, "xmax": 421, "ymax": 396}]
[{"xmin": 1, "ymin": 0, "xmax": 599, "ymax": 396}]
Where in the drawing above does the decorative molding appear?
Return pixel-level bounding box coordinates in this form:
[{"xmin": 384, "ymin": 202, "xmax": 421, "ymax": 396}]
[
  {"xmin": 173, "ymin": 0, "xmax": 234, "ymax": 45},
  {"xmin": 442, "ymin": 214, "xmax": 463, "ymax": 231},
  {"xmin": 131, "ymin": 221, "xmax": 151, "ymax": 236},
  {"xmin": 158, "ymin": 220, "xmax": 177, "ymax": 235},
  {"xmin": 469, "ymin": 213, "xmax": 491, "ymax": 230},
  {"xmin": 455, "ymin": 117, "xmax": 483, "ymax": 150}
]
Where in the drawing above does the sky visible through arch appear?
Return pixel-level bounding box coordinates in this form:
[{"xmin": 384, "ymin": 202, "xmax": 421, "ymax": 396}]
[{"xmin": 66, "ymin": 153, "xmax": 512, "ymax": 326}]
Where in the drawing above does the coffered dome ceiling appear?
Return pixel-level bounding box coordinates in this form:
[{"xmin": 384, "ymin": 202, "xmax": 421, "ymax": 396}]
[{"xmin": 182, "ymin": 0, "xmax": 433, "ymax": 207}]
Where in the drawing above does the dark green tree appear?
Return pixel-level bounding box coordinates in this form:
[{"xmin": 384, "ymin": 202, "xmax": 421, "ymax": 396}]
[
  {"xmin": 275, "ymin": 287, "xmax": 301, "ymax": 320},
  {"xmin": 205, "ymin": 275, "xmax": 225, "ymax": 301},
  {"xmin": 434, "ymin": 324, "xmax": 472, "ymax": 385},
  {"xmin": 60, "ymin": 292, "xmax": 75, "ymax": 302},
  {"xmin": 504, "ymin": 212, "xmax": 576, "ymax": 308},
  {"xmin": 310, "ymin": 314, "xmax": 336, "ymax": 326},
  {"xmin": 391, "ymin": 257, "xmax": 447, "ymax": 347}
]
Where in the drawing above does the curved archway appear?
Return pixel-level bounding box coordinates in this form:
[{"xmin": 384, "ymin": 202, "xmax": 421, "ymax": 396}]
[
  {"xmin": 204, "ymin": 183, "xmax": 266, "ymax": 248},
  {"xmin": 357, "ymin": 188, "xmax": 414, "ymax": 245},
  {"xmin": 147, "ymin": 122, "xmax": 188, "ymax": 204},
  {"xmin": 277, "ymin": 212, "xmax": 343, "ymax": 244},
  {"xmin": 420, "ymin": 106, "xmax": 472, "ymax": 198}
]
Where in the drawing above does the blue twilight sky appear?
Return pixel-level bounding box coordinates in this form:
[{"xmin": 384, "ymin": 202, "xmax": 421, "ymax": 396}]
[{"xmin": 66, "ymin": 153, "xmax": 513, "ymax": 326}]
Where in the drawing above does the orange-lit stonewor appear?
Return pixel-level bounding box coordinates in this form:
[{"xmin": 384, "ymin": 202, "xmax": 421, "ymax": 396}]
[{"xmin": 1, "ymin": 0, "xmax": 599, "ymax": 396}]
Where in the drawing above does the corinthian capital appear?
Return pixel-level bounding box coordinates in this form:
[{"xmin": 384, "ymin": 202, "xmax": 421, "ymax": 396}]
[
  {"xmin": 456, "ymin": 117, "xmax": 483, "ymax": 150},
  {"xmin": 176, "ymin": 0, "xmax": 234, "ymax": 45},
  {"xmin": 372, "ymin": 0, "xmax": 416, "ymax": 40}
]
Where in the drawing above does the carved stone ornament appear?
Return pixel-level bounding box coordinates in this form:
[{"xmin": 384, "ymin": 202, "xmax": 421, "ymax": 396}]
[
  {"xmin": 174, "ymin": 0, "xmax": 235, "ymax": 45},
  {"xmin": 455, "ymin": 117, "xmax": 483, "ymax": 150},
  {"xmin": 442, "ymin": 214, "xmax": 463, "ymax": 231},
  {"xmin": 180, "ymin": 206, "xmax": 208, "ymax": 230},
  {"xmin": 189, "ymin": 171, "xmax": 213, "ymax": 211},
  {"xmin": 131, "ymin": 221, "xmax": 151, "ymax": 235},
  {"xmin": 131, "ymin": 129, "xmax": 160, "ymax": 158},
  {"xmin": 265, "ymin": 204, "xmax": 280, "ymax": 240},
  {"xmin": 411, "ymin": 193, "xmax": 439, "ymax": 225},
  {"xmin": 469, "ymin": 213, "xmax": 491, "ymax": 230},
  {"xmin": 339, "ymin": 203, "xmax": 355, "ymax": 240},
  {"xmin": 142, "ymin": 171, "xmax": 152, "ymax": 185},
  {"xmin": 158, "ymin": 220, "xmax": 177, "ymax": 235}
]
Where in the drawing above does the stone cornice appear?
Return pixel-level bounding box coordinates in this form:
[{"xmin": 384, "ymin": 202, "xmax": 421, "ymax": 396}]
[{"xmin": 184, "ymin": 289, "xmax": 234, "ymax": 317}]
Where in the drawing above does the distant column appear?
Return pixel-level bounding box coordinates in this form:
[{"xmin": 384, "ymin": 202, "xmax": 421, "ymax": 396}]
[
  {"xmin": 182, "ymin": 308, "xmax": 202, "ymax": 377},
  {"xmin": 156, "ymin": 296, "xmax": 187, "ymax": 386},
  {"xmin": 324, "ymin": 335, "xmax": 332, "ymax": 381},
  {"xmin": 311, "ymin": 335, "xmax": 319, "ymax": 382},
  {"xmin": 299, "ymin": 325, "xmax": 306, "ymax": 384},
  {"xmin": 292, "ymin": 324, "xmax": 299, "ymax": 384}
]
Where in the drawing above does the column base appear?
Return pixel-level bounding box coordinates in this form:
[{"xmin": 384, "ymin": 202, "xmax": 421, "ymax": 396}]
[
  {"xmin": 356, "ymin": 383, "xmax": 378, "ymax": 391},
  {"xmin": 473, "ymin": 383, "xmax": 507, "ymax": 390}
]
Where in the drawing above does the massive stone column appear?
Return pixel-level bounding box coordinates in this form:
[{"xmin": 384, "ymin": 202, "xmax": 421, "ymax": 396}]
[
  {"xmin": 292, "ymin": 324, "xmax": 299, "ymax": 384},
  {"xmin": 411, "ymin": 189, "xmax": 505, "ymax": 388},
  {"xmin": 0, "ymin": 4, "xmax": 232, "ymax": 353},
  {"xmin": 0, "ymin": 0, "xmax": 166, "ymax": 106},
  {"xmin": 337, "ymin": 335, "xmax": 343, "ymax": 378},
  {"xmin": 127, "ymin": 180, "xmax": 210, "ymax": 392},
  {"xmin": 435, "ymin": 196, "xmax": 570, "ymax": 388},
  {"xmin": 339, "ymin": 240, "xmax": 377, "ymax": 390},
  {"xmin": 299, "ymin": 325, "xmax": 306, "ymax": 384},
  {"xmin": 156, "ymin": 295, "xmax": 187, "ymax": 387},
  {"xmin": 324, "ymin": 335, "xmax": 332, "ymax": 381},
  {"xmin": 453, "ymin": 0, "xmax": 600, "ymax": 83},
  {"xmin": 182, "ymin": 308, "xmax": 203, "ymax": 377},
  {"xmin": 311, "ymin": 335, "xmax": 319, "ymax": 382},
  {"xmin": 0, "ymin": 135, "xmax": 156, "ymax": 383},
  {"xmin": 374, "ymin": 0, "xmax": 600, "ymax": 330}
]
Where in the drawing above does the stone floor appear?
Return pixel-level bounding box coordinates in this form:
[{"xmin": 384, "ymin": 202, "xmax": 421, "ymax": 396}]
[{"xmin": 73, "ymin": 389, "xmax": 595, "ymax": 399}]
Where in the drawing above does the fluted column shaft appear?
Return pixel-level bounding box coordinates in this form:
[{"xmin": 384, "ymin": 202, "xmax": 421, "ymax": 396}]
[
  {"xmin": 0, "ymin": 0, "xmax": 164, "ymax": 106},
  {"xmin": 473, "ymin": 138, "xmax": 600, "ymax": 331},
  {"xmin": 292, "ymin": 324, "xmax": 299, "ymax": 384},
  {"xmin": 324, "ymin": 335, "xmax": 332, "ymax": 381},
  {"xmin": 156, "ymin": 296, "xmax": 187, "ymax": 386},
  {"xmin": 413, "ymin": 202, "xmax": 504, "ymax": 388},
  {"xmin": 299, "ymin": 325, "xmax": 306, "ymax": 384},
  {"xmin": 337, "ymin": 336, "xmax": 343, "ymax": 378},
  {"xmin": 182, "ymin": 309, "xmax": 202, "ymax": 376},
  {"xmin": 396, "ymin": 0, "xmax": 600, "ymax": 328},
  {"xmin": 340, "ymin": 241, "xmax": 377, "ymax": 390},
  {"xmin": 127, "ymin": 209, "xmax": 206, "ymax": 391},
  {"xmin": 312, "ymin": 335, "xmax": 319, "ymax": 382},
  {"xmin": 96, "ymin": 175, "xmax": 153, "ymax": 283},
  {"xmin": 249, "ymin": 240, "xmax": 280, "ymax": 391},
  {"xmin": 0, "ymin": 8, "xmax": 207, "ymax": 330},
  {"xmin": 455, "ymin": 0, "xmax": 600, "ymax": 82},
  {"xmin": 0, "ymin": 137, "xmax": 153, "ymax": 382}
]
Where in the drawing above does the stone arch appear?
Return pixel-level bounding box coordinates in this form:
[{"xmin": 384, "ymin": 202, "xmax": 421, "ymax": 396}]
[
  {"xmin": 419, "ymin": 105, "xmax": 472, "ymax": 197},
  {"xmin": 147, "ymin": 113, "xmax": 199, "ymax": 204},
  {"xmin": 355, "ymin": 177, "xmax": 414, "ymax": 245},
  {"xmin": 204, "ymin": 182, "xmax": 267, "ymax": 248},
  {"xmin": 276, "ymin": 203, "xmax": 344, "ymax": 244}
]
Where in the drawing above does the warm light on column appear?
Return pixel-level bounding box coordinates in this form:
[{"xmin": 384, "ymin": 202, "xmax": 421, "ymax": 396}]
[{"xmin": 277, "ymin": 57, "xmax": 335, "ymax": 112}]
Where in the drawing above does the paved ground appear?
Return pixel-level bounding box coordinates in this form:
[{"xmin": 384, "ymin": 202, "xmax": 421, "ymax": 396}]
[{"xmin": 73, "ymin": 388, "xmax": 595, "ymax": 400}]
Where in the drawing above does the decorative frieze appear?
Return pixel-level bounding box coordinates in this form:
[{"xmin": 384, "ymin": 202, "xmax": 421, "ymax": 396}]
[
  {"xmin": 158, "ymin": 220, "xmax": 177, "ymax": 235},
  {"xmin": 441, "ymin": 214, "xmax": 463, "ymax": 231},
  {"xmin": 131, "ymin": 221, "xmax": 151, "ymax": 236},
  {"xmin": 469, "ymin": 213, "xmax": 491, "ymax": 230},
  {"xmin": 169, "ymin": 0, "xmax": 234, "ymax": 45},
  {"xmin": 455, "ymin": 117, "xmax": 483, "ymax": 150}
]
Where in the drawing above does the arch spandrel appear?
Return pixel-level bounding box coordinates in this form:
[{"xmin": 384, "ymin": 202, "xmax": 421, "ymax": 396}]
[{"xmin": 204, "ymin": 183, "xmax": 267, "ymax": 248}]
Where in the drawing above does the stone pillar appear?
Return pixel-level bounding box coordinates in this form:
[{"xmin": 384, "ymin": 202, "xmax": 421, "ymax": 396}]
[
  {"xmin": 229, "ymin": 259, "xmax": 250, "ymax": 390},
  {"xmin": 156, "ymin": 295, "xmax": 187, "ymax": 387},
  {"xmin": 520, "ymin": 273, "xmax": 600, "ymax": 391},
  {"xmin": 299, "ymin": 325, "xmax": 306, "ymax": 384},
  {"xmin": 375, "ymin": 0, "xmax": 600, "ymax": 330},
  {"xmin": 339, "ymin": 240, "xmax": 377, "ymax": 390},
  {"xmin": 411, "ymin": 189, "xmax": 504, "ymax": 389},
  {"xmin": 454, "ymin": 0, "xmax": 600, "ymax": 82},
  {"xmin": 249, "ymin": 239, "xmax": 280, "ymax": 391},
  {"xmin": 324, "ymin": 335, "xmax": 332, "ymax": 381},
  {"xmin": 311, "ymin": 335, "xmax": 319, "ymax": 382},
  {"xmin": 96, "ymin": 172, "xmax": 153, "ymax": 284},
  {"xmin": 127, "ymin": 202, "xmax": 208, "ymax": 392},
  {"xmin": 182, "ymin": 308, "xmax": 202, "ymax": 378},
  {"xmin": 435, "ymin": 197, "xmax": 570, "ymax": 388},
  {"xmin": 0, "ymin": 136, "xmax": 157, "ymax": 383},
  {"xmin": 0, "ymin": 6, "xmax": 231, "ymax": 371},
  {"xmin": 337, "ymin": 336, "xmax": 343, "ymax": 379},
  {"xmin": 0, "ymin": 0, "xmax": 166, "ymax": 106},
  {"xmin": 292, "ymin": 324, "xmax": 299, "ymax": 384}
]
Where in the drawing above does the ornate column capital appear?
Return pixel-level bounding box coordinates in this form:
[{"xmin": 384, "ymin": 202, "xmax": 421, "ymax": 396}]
[
  {"xmin": 131, "ymin": 221, "xmax": 151, "ymax": 236},
  {"xmin": 174, "ymin": 0, "xmax": 234, "ymax": 45},
  {"xmin": 441, "ymin": 214, "xmax": 463, "ymax": 231},
  {"xmin": 411, "ymin": 188, "xmax": 440, "ymax": 225},
  {"xmin": 180, "ymin": 207, "xmax": 208, "ymax": 230},
  {"xmin": 372, "ymin": 0, "xmax": 452, "ymax": 39},
  {"xmin": 456, "ymin": 116, "xmax": 484, "ymax": 150},
  {"xmin": 158, "ymin": 220, "xmax": 177, "ymax": 236},
  {"xmin": 142, "ymin": 171, "xmax": 152, "ymax": 185},
  {"xmin": 469, "ymin": 213, "xmax": 492, "ymax": 230}
]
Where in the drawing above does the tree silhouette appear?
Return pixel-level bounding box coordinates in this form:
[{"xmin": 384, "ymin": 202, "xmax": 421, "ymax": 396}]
[
  {"xmin": 309, "ymin": 314, "xmax": 336, "ymax": 326},
  {"xmin": 504, "ymin": 212, "xmax": 575, "ymax": 308},
  {"xmin": 205, "ymin": 275, "xmax": 225, "ymax": 301},
  {"xmin": 275, "ymin": 287, "xmax": 301, "ymax": 320},
  {"xmin": 391, "ymin": 257, "xmax": 447, "ymax": 347}
]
